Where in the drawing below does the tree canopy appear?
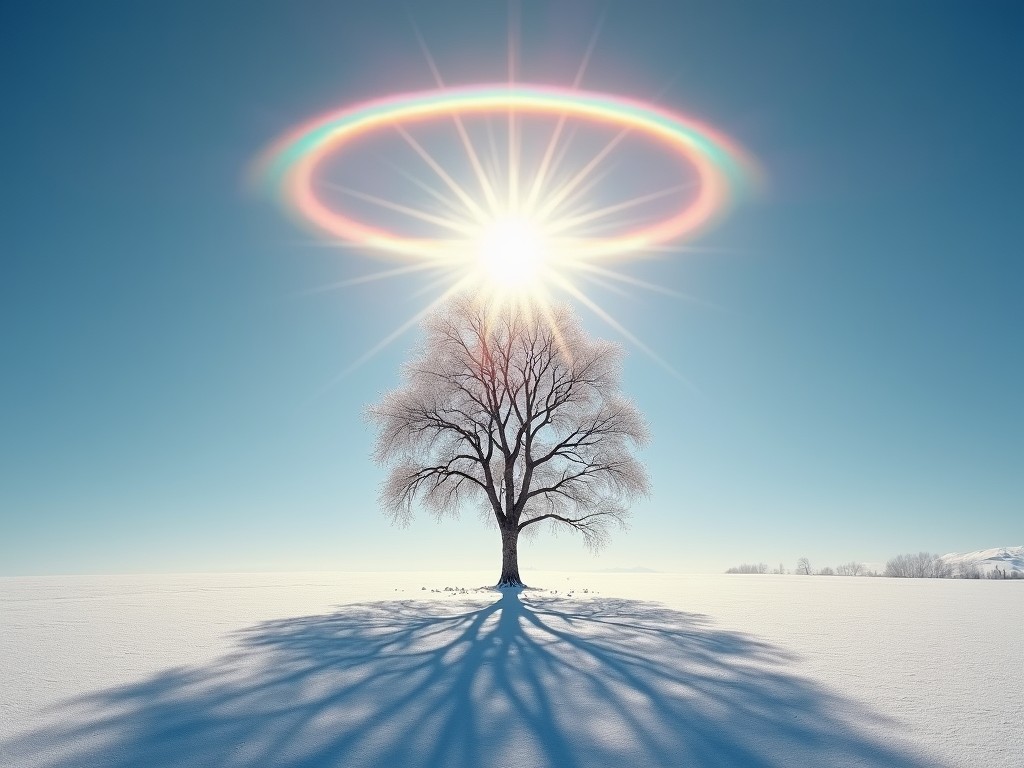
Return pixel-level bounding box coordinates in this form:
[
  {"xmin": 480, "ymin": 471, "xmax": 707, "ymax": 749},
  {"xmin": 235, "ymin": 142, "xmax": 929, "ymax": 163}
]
[{"xmin": 368, "ymin": 298, "xmax": 649, "ymax": 584}]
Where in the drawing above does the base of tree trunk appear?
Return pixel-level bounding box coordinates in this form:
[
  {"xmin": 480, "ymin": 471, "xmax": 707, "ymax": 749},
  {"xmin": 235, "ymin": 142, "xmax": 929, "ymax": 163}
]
[{"xmin": 495, "ymin": 577, "xmax": 526, "ymax": 589}]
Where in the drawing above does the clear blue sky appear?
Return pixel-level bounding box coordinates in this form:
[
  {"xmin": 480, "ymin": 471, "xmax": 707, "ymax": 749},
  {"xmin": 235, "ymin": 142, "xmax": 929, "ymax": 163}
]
[{"xmin": 2, "ymin": 1, "xmax": 1021, "ymax": 576}]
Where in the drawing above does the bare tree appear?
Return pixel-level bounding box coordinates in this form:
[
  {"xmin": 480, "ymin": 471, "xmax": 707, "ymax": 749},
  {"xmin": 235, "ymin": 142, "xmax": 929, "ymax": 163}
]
[
  {"xmin": 796, "ymin": 557, "xmax": 812, "ymax": 575},
  {"xmin": 957, "ymin": 562, "xmax": 982, "ymax": 579},
  {"xmin": 885, "ymin": 553, "xmax": 912, "ymax": 578},
  {"xmin": 884, "ymin": 552, "xmax": 952, "ymax": 578},
  {"xmin": 368, "ymin": 298, "xmax": 649, "ymax": 587},
  {"xmin": 836, "ymin": 561, "xmax": 864, "ymax": 577},
  {"xmin": 818, "ymin": 566, "xmax": 835, "ymax": 576}
]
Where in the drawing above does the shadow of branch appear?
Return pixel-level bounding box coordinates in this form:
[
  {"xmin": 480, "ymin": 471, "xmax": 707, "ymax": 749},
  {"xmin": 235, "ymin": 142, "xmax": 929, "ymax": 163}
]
[{"xmin": 5, "ymin": 590, "xmax": 933, "ymax": 767}]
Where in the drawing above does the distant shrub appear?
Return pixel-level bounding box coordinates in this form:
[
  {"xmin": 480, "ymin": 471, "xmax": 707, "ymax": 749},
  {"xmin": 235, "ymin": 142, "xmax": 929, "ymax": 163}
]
[
  {"xmin": 957, "ymin": 563, "xmax": 983, "ymax": 579},
  {"xmin": 884, "ymin": 552, "xmax": 953, "ymax": 578},
  {"xmin": 818, "ymin": 566, "xmax": 836, "ymax": 576},
  {"xmin": 835, "ymin": 561, "xmax": 864, "ymax": 576},
  {"xmin": 725, "ymin": 562, "xmax": 769, "ymax": 574},
  {"xmin": 987, "ymin": 566, "xmax": 1023, "ymax": 580}
]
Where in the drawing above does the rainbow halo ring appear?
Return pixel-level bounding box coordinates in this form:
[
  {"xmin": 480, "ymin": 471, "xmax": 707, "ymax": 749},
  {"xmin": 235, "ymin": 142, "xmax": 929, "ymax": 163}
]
[{"xmin": 257, "ymin": 85, "xmax": 756, "ymax": 309}]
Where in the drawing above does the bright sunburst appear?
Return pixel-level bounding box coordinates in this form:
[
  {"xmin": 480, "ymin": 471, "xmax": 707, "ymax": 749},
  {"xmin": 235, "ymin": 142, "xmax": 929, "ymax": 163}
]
[
  {"xmin": 254, "ymin": 24, "xmax": 756, "ymax": 376},
  {"xmin": 474, "ymin": 216, "xmax": 549, "ymax": 292}
]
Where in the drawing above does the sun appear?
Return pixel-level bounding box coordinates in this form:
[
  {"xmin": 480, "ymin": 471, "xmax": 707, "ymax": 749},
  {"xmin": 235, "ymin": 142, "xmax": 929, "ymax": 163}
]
[
  {"xmin": 256, "ymin": 19, "xmax": 756, "ymax": 377},
  {"xmin": 473, "ymin": 216, "xmax": 550, "ymax": 292}
]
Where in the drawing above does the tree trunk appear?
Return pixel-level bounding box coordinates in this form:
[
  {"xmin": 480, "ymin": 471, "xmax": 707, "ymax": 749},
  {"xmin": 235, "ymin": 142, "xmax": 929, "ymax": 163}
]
[{"xmin": 497, "ymin": 525, "xmax": 524, "ymax": 587}]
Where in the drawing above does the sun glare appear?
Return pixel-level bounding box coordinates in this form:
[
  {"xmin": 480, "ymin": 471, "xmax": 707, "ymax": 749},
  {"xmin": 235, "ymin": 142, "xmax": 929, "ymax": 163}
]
[
  {"xmin": 258, "ymin": 16, "xmax": 755, "ymax": 378},
  {"xmin": 475, "ymin": 216, "xmax": 549, "ymax": 291}
]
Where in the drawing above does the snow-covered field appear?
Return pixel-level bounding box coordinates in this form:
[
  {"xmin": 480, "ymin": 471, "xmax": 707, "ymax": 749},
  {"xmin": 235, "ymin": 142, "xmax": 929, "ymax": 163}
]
[{"xmin": 1, "ymin": 572, "xmax": 1020, "ymax": 767}]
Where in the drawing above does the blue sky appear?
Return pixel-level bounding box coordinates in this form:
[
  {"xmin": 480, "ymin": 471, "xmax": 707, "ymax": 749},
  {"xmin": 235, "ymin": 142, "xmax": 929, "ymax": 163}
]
[{"xmin": 2, "ymin": 1, "xmax": 1021, "ymax": 576}]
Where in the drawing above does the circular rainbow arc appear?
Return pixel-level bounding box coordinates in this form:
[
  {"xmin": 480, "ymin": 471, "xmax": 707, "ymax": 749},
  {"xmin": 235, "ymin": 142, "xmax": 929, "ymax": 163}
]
[{"xmin": 256, "ymin": 84, "xmax": 757, "ymax": 258}]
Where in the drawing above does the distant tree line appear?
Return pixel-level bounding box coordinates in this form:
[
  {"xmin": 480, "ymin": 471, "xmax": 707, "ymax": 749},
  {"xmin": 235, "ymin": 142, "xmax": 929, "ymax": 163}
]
[
  {"xmin": 724, "ymin": 558, "xmax": 870, "ymax": 576},
  {"xmin": 885, "ymin": 552, "xmax": 1021, "ymax": 579},
  {"xmin": 725, "ymin": 563, "xmax": 769, "ymax": 574},
  {"xmin": 835, "ymin": 561, "xmax": 864, "ymax": 576},
  {"xmin": 884, "ymin": 552, "xmax": 952, "ymax": 578},
  {"xmin": 986, "ymin": 566, "xmax": 1022, "ymax": 580},
  {"xmin": 726, "ymin": 552, "xmax": 1021, "ymax": 579}
]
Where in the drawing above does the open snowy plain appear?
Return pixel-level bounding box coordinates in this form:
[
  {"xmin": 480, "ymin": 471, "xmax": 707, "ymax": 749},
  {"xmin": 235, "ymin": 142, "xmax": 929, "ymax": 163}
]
[{"xmin": 1, "ymin": 572, "xmax": 1020, "ymax": 767}]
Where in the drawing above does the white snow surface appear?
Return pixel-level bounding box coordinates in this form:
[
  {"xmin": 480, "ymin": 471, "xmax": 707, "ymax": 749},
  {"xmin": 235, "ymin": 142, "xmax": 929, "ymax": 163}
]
[
  {"xmin": 940, "ymin": 545, "xmax": 1024, "ymax": 575},
  {"xmin": 1, "ymin": 572, "xmax": 1021, "ymax": 767}
]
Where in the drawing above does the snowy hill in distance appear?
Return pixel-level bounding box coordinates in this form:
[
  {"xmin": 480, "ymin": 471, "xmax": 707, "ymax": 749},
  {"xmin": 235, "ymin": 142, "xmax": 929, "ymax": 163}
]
[{"xmin": 940, "ymin": 546, "xmax": 1024, "ymax": 575}]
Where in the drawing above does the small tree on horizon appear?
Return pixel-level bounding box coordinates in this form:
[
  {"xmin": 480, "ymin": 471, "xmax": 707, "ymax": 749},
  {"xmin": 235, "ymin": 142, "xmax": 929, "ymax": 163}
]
[{"xmin": 368, "ymin": 297, "xmax": 650, "ymax": 587}]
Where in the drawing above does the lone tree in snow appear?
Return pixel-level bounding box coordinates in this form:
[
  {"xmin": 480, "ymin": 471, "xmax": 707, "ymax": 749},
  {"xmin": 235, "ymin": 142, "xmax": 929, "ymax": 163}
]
[{"xmin": 368, "ymin": 297, "xmax": 649, "ymax": 587}]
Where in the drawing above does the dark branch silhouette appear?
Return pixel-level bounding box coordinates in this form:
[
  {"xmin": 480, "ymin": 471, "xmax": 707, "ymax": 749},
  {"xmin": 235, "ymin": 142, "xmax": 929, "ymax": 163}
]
[{"xmin": 369, "ymin": 297, "xmax": 649, "ymax": 586}]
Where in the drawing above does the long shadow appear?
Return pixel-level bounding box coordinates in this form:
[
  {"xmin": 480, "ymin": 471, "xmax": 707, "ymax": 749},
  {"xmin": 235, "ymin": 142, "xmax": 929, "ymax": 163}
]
[{"xmin": 3, "ymin": 591, "xmax": 933, "ymax": 767}]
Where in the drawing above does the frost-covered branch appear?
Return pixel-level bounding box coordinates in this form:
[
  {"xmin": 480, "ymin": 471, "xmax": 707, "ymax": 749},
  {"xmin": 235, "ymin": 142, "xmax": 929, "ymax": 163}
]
[{"xmin": 367, "ymin": 296, "xmax": 650, "ymax": 552}]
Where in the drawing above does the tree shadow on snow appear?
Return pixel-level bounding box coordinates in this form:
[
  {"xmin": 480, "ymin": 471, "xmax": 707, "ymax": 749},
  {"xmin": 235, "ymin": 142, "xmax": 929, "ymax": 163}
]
[{"xmin": 6, "ymin": 590, "xmax": 931, "ymax": 767}]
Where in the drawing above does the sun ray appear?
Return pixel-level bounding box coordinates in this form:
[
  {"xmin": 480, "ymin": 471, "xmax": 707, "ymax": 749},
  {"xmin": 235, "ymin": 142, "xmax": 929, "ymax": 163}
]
[
  {"xmin": 524, "ymin": 117, "xmax": 567, "ymax": 213},
  {"xmin": 378, "ymin": 157, "xmax": 474, "ymax": 222},
  {"xmin": 320, "ymin": 181, "xmax": 478, "ymax": 235},
  {"xmin": 393, "ymin": 125, "xmax": 488, "ymax": 223},
  {"xmin": 503, "ymin": 108, "xmax": 518, "ymax": 213},
  {"xmin": 480, "ymin": 117, "xmax": 502, "ymax": 189},
  {"xmin": 561, "ymin": 212, "xmax": 655, "ymax": 239},
  {"xmin": 525, "ymin": 8, "xmax": 606, "ymax": 212},
  {"xmin": 573, "ymin": 4, "xmax": 608, "ymax": 89},
  {"xmin": 547, "ymin": 183, "xmax": 693, "ymax": 235},
  {"xmin": 577, "ymin": 272, "xmax": 633, "ymax": 298},
  {"xmin": 526, "ymin": 121, "xmax": 581, "ymax": 214},
  {"xmin": 451, "ymin": 111, "xmax": 501, "ymax": 213},
  {"xmin": 534, "ymin": 75, "xmax": 686, "ymax": 225},
  {"xmin": 507, "ymin": 0, "xmax": 520, "ymax": 212},
  {"xmin": 548, "ymin": 273, "xmax": 697, "ymax": 388},
  {"xmin": 507, "ymin": 106, "xmax": 519, "ymax": 213},
  {"xmin": 540, "ymin": 166, "xmax": 613, "ymax": 225},
  {"xmin": 537, "ymin": 126, "xmax": 632, "ymax": 219},
  {"xmin": 507, "ymin": 0, "xmax": 520, "ymax": 84},
  {"xmin": 408, "ymin": 19, "xmax": 447, "ymax": 90},
  {"xmin": 534, "ymin": 295, "xmax": 576, "ymax": 365},
  {"xmin": 572, "ymin": 263, "xmax": 691, "ymax": 299},
  {"xmin": 411, "ymin": 267, "xmax": 472, "ymax": 297},
  {"xmin": 410, "ymin": 25, "xmax": 500, "ymax": 213},
  {"xmin": 336, "ymin": 276, "xmax": 476, "ymax": 379}
]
